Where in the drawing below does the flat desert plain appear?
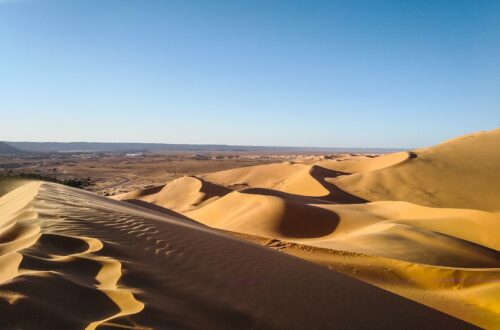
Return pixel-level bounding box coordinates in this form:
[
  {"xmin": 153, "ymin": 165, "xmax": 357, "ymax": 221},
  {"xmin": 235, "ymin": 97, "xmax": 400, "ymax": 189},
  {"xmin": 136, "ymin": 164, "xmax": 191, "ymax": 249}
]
[{"xmin": 1, "ymin": 129, "xmax": 499, "ymax": 329}]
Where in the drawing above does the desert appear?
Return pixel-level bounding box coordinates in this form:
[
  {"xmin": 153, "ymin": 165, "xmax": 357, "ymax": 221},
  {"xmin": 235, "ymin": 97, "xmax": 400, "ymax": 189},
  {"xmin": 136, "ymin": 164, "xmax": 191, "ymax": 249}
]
[
  {"xmin": 0, "ymin": 129, "xmax": 499, "ymax": 328},
  {"xmin": 2, "ymin": 0, "xmax": 499, "ymax": 328}
]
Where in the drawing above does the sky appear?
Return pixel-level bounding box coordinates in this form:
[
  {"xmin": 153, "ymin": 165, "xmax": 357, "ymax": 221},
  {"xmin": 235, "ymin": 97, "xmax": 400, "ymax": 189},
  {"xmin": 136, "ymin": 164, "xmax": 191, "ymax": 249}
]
[{"xmin": 0, "ymin": 0, "xmax": 499, "ymax": 148}]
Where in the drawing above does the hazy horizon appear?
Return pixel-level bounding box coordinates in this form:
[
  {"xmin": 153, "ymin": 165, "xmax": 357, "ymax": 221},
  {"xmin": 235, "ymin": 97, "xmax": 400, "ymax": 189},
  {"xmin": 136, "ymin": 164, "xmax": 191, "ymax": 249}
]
[
  {"xmin": 3, "ymin": 140, "xmax": 407, "ymax": 152},
  {"xmin": 1, "ymin": 0, "xmax": 499, "ymax": 148}
]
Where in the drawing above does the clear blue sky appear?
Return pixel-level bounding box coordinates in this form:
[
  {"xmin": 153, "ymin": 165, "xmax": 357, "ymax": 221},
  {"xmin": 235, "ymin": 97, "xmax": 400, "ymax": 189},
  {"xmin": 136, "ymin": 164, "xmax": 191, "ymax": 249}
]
[{"xmin": 1, "ymin": 0, "xmax": 499, "ymax": 148}]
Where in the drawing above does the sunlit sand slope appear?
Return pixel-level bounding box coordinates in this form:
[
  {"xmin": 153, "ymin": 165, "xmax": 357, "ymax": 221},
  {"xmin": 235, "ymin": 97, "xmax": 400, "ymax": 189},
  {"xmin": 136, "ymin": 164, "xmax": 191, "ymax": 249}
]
[
  {"xmin": 330, "ymin": 129, "xmax": 500, "ymax": 212},
  {"xmin": 0, "ymin": 182, "xmax": 472, "ymax": 329},
  {"xmin": 201, "ymin": 162, "xmax": 331, "ymax": 196},
  {"xmin": 117, "ymin": 129, "xmax": 500, "ymax": 328},
  {"xmin": 117, "ymin": 176, "xmax": 230, "ymax": 212},
  {"xmin": 315, "ymin": 151, "xmax": 411, "ymax": 173}
]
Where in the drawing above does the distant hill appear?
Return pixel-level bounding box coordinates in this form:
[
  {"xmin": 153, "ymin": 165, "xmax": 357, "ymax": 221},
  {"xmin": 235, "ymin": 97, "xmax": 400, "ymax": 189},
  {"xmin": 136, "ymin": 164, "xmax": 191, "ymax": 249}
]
[
  {"xmin": 0, "ymin": 142, "xmax": 23, "ymax": 154},
  {"xmin": 6, "ymin": 142, "xmax": 402, "ymax": 154}
]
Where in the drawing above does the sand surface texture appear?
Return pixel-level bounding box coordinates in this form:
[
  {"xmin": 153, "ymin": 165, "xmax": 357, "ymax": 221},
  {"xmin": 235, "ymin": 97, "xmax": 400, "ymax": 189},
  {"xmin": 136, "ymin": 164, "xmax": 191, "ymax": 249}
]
[
  {"xmin": 0, "ymin": 182, "xmax": 475, "ymax": 329},
  {"xmin": 116, "ymin": 129, "xmax": 500, "ymax": 329}
]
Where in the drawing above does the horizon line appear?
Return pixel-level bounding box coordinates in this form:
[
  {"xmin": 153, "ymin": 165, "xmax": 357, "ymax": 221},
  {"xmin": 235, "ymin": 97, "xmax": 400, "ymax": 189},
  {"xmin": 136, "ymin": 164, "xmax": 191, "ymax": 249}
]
[{"xmin": 3, "ymin": 141, "xmax": 409, "ymax": 151}]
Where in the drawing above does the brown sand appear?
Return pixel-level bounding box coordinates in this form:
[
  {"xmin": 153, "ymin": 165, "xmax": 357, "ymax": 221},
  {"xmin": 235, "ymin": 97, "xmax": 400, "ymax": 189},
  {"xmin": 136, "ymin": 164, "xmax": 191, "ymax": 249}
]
[{"xmin": 115, "ymin": 129, "xmax": 500, "ymax": 328}]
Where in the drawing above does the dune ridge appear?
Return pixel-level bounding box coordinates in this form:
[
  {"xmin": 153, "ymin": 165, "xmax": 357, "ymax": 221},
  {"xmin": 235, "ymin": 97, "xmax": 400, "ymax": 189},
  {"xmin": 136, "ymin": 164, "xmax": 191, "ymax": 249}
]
[
  {"xmin": 331, "ymin": 129, "xmax": 500, "ymax": 213},
  {"xmin": 231, "ymin": 232, "xmax": 500, "ymax": 329},
  {"xmin": 0, "ymin": 181, "xmax": 474, "ymax": 329},
  {"xmin": 116, "ymin": 129, "xmax": 500, "ymax": 328}
]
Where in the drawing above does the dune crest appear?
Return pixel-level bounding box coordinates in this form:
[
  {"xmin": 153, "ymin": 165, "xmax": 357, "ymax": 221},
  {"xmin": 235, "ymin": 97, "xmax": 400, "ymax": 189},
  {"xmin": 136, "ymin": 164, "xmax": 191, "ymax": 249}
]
[
  {"xmin": 200, "ymin": 162, "xmax": 331, "ymax": 196},
  {"xmin": 116, "ymin": 176, "xmax": 230, "ymax": 212},
  {"xmin": 0, "ymin": 182, "xmax": 146, "ymax": 329},
  {"xmin": 314, "ymin": 151, "xmax": 411, "ymax": 173},
  {"xmin": 117, "ymin": 129, "xmax": 500, "ymax": 328},
  {"xmin": 331, "ymin": 129, "xmax": 500, "ymax": 212},
  {"xmin": 0, "ymin": 182, "xmax": 472, "ymax": 329}
]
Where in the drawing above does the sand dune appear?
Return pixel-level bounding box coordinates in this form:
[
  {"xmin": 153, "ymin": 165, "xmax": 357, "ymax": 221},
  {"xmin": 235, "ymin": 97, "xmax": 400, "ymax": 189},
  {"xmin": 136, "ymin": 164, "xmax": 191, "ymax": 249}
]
[
  {"xmin": 200, "ymin": 162, "xmax": 331, "ymax": 197},
  {"xmin": 330, "ymin": 129, "xmax": 500, "ymax": 212},
  {"xmin": 314, "ymin": 151, "xmax": 411, "ymax": 173},
  {"xmin": 115, "ymin": 129, "xmax": 500, "ymax": 328},
  {"xmin": 0, "ymin": 181, "xmax": 474, "ymax": 329},
  {"xmin": 117, "ymin": 176, "xmax": 231, "ymax": 213},
  {"xmin": 258, "ymin": 237, "xmax": 500, "ymax": 330}
]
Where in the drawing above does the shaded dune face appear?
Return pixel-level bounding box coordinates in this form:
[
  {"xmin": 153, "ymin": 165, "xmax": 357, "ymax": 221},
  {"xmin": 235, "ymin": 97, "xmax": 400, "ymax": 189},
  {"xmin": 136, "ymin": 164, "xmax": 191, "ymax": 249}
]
[
  {"xmin": 199, "ymin": 190, "xmax": 340, "ymax": 238},
  {"xmin": 115, "ymin": 129, "xmax": 500, "ymax": 329},
  {"xmin": 116, "ymin": 176, "xmax": 233, "ymax": 213},
  {"xmin": 308, "ymin": 165, "xmax": 367, "ymax": 204},
  {"xmin": 267, "ymin": 199, "xmax": 339, "ymax": 238},
  {"xmin": 0, "ymin": 183, "xmax": 472, "ymax": 329}
]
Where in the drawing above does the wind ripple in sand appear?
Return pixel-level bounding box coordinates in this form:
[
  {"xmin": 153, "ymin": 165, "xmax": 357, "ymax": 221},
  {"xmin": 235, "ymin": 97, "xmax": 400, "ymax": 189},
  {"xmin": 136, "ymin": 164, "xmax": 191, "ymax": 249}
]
[
  {"xmin": 0, "ymin": 183, "xmax": 146, "ymax": 329},
  {"xmin": 0, "ymin": 182, "xmax": 473, "ymax": 329},
  {"xmin": 114, "ymin": 129, "xmax": 500, "ymax": 328}
]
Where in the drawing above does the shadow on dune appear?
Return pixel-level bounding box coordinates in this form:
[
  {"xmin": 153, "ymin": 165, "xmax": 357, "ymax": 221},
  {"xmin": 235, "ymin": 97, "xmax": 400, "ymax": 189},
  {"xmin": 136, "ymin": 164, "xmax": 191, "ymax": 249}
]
[
  {"xmin": 0, "ymin": 274, "xmax": 120, "ymax": 329},
  {"xmin": 133, "ymin": 185, "xmax": 164, "ymax": 198},
  {"xmin": 238, "ymin": 166, "xmax": 367, "ymax": 205},
  {"xmin": 238, "ymin": 188, "xmax": 339, "ymax": 238},
  {"xmin": 278, "ymin": 201, "xmax": 339, "ymax": 238},
  {"xmin": 240, "ymin": 188, "xmax": 335, "ymax": 205},
  {"xmin": 124, "ymin": 199, "xmax": 203, "ymax": 226},
  {"xmin": 309, "ymin": 166, "xmax": 368, "ymax": 204},
  {"xmin": 195, "ymin": 176, "xmax": 232, "ymax": 197}
]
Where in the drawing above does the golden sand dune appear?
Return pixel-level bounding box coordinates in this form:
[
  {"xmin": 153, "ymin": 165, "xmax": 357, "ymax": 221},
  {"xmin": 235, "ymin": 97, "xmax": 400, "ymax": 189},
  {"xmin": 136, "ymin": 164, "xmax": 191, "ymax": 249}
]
[
  {"xmin": 315, "ymin": 151, "xmax": 411, "ymax": 173},
  {"xmin": 330, "ymin": 129, "xmax": 500, "ymax": 212},
  {"xmin": 117, "ymin": 176, "xmax": 231, "ymax": 213},
  {"xmin": 243, "ymin": 235, "xmax": 500, "ymax": 330},
  {"xmin": 115, "ymin": 129, "xmax": 500, "ymax": 328},
  {"xmin": 201, "ymin": 162, "xmax": 331, "ymax": 197},
  {"xmin": 185, "ymin": 196, "xmax": 500, "ymax": 267},
  {"xmin": 0, "ymin": 182, "xmax": 474, "ymax": 329}
]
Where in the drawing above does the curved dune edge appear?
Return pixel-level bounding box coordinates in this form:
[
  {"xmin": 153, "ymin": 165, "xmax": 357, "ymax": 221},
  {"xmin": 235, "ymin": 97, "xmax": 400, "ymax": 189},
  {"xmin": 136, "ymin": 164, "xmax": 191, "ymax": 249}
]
[
  {"xmin": 314, "ymin": 151, "xmax": 411, "ymax": 173},
  {"xmin": 177, "ymin": 191, "xmax": 500, "ymax": 326},
  {"xmin": 0, "ymin": 182, "xmax": 473, "ymax": 329},
  {"xmin": 0, "ymin": 182, "xmax": 145, "ymax": 329},
  {"xmin": 115, "ymin": 175, "xmax": 231, "ymax": 213},
  {"xmin": 173, "ymin": 188, "xmax": 500, "ymax": 267},
  {"xmin": 0, "ymin": 182, "xmax": 41, "ymax": 284},
  {"xmin": 331, "ymin": 129, "xmax": 500, "ymax": 213},
  {"xmin": 115, "ymin": 129, "xmax": 500, "ymax": 328},
  {"xmin": 199, "ymin": 162, "xmax": 332, "ymax": 197},
  {"xmin": 230, "ymin": 232, "xmax": 500, "ymax": 329}
]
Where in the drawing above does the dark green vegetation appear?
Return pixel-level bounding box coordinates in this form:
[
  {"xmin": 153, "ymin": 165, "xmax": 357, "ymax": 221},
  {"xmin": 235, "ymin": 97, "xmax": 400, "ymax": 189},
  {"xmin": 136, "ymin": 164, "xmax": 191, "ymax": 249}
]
[{"xmin": 0, "ymin": 172, "xmax": 92, "ymax": 197}]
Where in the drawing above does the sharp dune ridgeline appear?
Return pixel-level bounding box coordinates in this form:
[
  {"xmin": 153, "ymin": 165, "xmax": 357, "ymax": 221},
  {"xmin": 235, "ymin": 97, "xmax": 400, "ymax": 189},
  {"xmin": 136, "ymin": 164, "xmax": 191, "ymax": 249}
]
[{"xmin": 1, "ymin": 129, "xmax": 499, "ymax": 329}]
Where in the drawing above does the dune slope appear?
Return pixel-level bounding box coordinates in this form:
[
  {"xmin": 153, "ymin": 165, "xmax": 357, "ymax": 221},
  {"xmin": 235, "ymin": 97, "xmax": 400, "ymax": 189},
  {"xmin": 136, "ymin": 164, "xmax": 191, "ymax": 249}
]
[
  {"xmin": 331, "ymin": 129, "xmax": 500, "ymax": 212},
  {"xmin": 0, "ymin": 182, "xmax": 473, "ymax": 329},
  {"xmin": 117, "ymin": 129, "xmax": 500, "ymax": 328}
]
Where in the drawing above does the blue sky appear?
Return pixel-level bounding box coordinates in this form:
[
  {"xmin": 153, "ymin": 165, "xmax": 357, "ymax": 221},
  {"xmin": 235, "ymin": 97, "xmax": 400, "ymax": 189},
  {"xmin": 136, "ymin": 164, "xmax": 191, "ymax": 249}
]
[{"xmin": 1, "ymin": 0, "xmax": 499, "ymax": 148}]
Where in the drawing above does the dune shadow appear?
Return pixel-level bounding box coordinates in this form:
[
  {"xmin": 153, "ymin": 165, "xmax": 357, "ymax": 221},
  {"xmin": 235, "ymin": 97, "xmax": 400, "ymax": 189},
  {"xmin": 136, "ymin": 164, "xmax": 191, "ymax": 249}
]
[
  {"xmin": 0, "ymin": 273, "xmax": 120, "ymax": 329},
  {"xmin": 278, "ymin": 202, "xmax": 339, "ymax": 238},
  {"xmin": 238, "ymin": 166, "xmax": 367, "ymax": 205},
  {"xmin": 240, "ymin": 188, "xmax": 334, "ymax": 205},
  {"xmin": 309, "ymin": 166, "xmax": 368, "ymax": 204},
  {"xmin": 33, "ymin": 233, "xmax": 90, "ymax": 256},
  {"xmin": 134, "ymin": 185, "xmax": 164, "ymax": 198},
  {"xmin": 124, "ymin": 199, "xmax": 203, "ymax": 226},
  {"xmin": 239, "ymin": 188, "xmax": 339, "ymax": 238},
  {"xmin": 194, "ymin": 176, "xmax": 232, "ymax": 197}
]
